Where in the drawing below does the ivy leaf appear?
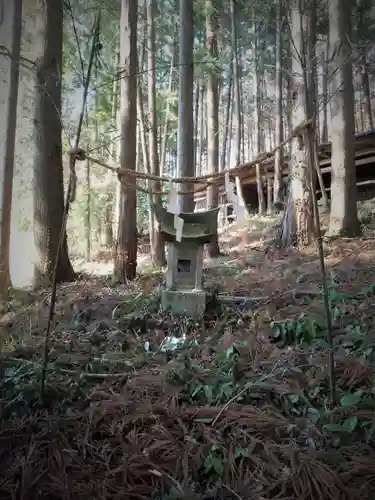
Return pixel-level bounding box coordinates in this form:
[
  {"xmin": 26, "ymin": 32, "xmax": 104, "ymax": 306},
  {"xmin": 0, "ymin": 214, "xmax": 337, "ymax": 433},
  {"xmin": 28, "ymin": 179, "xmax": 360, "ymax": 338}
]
[
  {"xmin": 209, "ymin": 456, "xmax": 224, "ymax": 475},
  {"xmin": 342, "ymin": 416, "xmax": 358, "ymax": 432},
  {"xmin": 323, "ymin": 423, "xmax": 345, "ymax": 433},
  {"xmin": 288, "ymin": 393, "xmax": 300, "ymax": 404},
  {"xmin": 307, "ymin": 407, "xmax": 321, "ymax": 424},
  {"xmin": 204, "ymin": 385, "xmax": 213, "ymax": 404},
  {"xmin": 340, "ymin": 393, "xmax": 361, "ymax": 407}
]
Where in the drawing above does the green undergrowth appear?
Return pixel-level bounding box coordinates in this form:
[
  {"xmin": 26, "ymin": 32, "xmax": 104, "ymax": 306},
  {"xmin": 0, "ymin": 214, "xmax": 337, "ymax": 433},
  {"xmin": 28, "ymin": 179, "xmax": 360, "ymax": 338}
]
[{"xmin": 2, "ymin": 278, "xmax": 375, "ymax": 498}]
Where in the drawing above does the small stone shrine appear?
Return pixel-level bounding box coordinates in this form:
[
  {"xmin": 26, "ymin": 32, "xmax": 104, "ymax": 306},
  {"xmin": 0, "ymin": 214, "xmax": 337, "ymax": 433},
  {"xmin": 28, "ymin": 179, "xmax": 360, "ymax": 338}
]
[{"xmin": 153, "ymin": 203, "xmax": 220, "ymax": 318}]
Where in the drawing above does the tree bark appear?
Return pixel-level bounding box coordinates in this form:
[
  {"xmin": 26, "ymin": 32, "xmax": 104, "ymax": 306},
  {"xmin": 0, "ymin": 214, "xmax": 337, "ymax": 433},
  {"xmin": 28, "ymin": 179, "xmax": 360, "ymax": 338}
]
[
  {"xmin": 160, "ymin": 36, "xmax": 176, "ymax": 175},
  {"xmin": 285, "ymin": 34, "xmax": 293, "ymax": 157},
  {"xmin": 321, "ymin": 35, "xmax": 329, "ymax": 143},
  {"xmin": 206, "ymin": 0, "xmax": 220, "ymax": 257},
  {"xmin": 360, "ymin": 52, "xmax": 373, "ymax": 130},
  {"xmin": 194, "ymin": 80, "xmax": 200, "ymax": 173},
  {"xmin": 283, "ymin": 0, "xmax": 314, "ymax": 247},
  {"xmin": 0, "ymin": 0, "xmax": 22, "ymax": 298},
  {"xmin": 220, "ymin": 62, "xmax": 232, "ymax": 172},
  {"xmin": 230, "ymin": 0, "xmax": 241, "ymax": 169},
  {"xmin": 85, "ymin": 156, "xmax": 91, "ymax": 260},
  {"xmin": 273, "ymin": 0, "xmax": 284, "ymax": 204},
  {"xmin": 356, "ymin": 0, "xmax": 373, "ymax": 131},
  {"xmin": 33, "ymin": 0, "xmax": 75, "ymax": 287},
  {"xmin": 327, "ymin": 0, "xmax": 361, "ymax": 237},
  {"xmin": 254, "ymin": 24, "xmax": 266, "ymax": 214},
  {"xmin": 102, "ymin": 193, "xmax": 114, "ymax": 247},
  {"xmin": 177, "ymin": 0, "xmax": 194, "ymax": 212},
  {"xmin": 114, "ymin": 0, "xmax": 138, "ymax": 281},
  {"xmin": 197, "ymin": 82, "xmax": 205, "ymax": 177},
  {"xmin": 147, "ymin": 0, "xmax": 165, "ymax": 266}
]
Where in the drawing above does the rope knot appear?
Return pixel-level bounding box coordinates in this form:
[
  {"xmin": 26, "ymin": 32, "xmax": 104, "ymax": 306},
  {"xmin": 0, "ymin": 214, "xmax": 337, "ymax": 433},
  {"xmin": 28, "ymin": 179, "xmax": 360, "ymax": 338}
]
[{"xmin": 68, "ymin": 147, "xmax": 86, "ymax": 162}]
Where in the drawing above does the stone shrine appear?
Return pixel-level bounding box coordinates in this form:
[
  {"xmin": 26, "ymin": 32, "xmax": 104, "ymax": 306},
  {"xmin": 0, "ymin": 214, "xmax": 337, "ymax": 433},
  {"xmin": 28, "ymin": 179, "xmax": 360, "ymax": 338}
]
[{"xmin": 153, "ymin": 203, "xmax": 220, "ymax": 318}]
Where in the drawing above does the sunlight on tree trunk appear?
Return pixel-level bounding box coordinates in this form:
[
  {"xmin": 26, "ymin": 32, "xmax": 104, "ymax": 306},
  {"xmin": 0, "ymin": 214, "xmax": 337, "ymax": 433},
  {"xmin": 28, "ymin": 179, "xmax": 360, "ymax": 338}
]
[
  {"xmin": 0, "ymin": 0, "xmax": 22, "ymax": 299},
  {"xmin": 33, "ymin": 0, "xmax": 75, "ymax": 287},
  {"xmin": 114, "ymin": 0, "xmax": 138, "ymax": 282},
  {"xmin": 327, "ymin": 0, "xmax": 361, "ymax": 237}
]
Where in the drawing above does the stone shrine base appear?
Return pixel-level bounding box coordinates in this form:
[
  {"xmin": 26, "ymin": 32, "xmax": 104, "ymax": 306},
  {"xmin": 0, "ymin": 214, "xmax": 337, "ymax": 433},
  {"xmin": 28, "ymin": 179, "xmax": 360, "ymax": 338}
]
[{"xmin": 161, "ymin": 289, "xmax": 206, "ymax": 318}]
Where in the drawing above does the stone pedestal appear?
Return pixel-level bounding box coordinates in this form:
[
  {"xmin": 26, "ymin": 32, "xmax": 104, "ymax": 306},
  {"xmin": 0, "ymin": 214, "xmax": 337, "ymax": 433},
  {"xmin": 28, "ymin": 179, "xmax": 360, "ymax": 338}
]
[
  {"xmin": 166, "ymin": 242, "xmax": 203, "ymax": 291},
  {"xmin": 161, "ymin": 289, "xmax": 206, "ymax": 318},
  {"xmin": 152, "ymin": 202, "xmax": 219, "ymax": 319}
]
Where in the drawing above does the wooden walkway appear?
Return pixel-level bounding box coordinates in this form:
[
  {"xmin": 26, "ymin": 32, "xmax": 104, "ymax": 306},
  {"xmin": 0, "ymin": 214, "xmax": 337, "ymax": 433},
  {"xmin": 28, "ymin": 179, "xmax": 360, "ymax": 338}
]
[{"xmin": 195, "ymin": 129, "xmax": 375, "ymax": 210}]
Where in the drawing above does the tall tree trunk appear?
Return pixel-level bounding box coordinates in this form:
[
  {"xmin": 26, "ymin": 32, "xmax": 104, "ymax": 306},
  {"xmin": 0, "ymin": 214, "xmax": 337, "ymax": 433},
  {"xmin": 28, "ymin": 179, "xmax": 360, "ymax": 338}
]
[
  {"xmin": 112, "ymin": 50, "xmax": 120, "ymax": 241},
  {"xmin": 177, "ymin": 0, "xmax": 194, "ymax": 211},
  {"xmin": 147, "ymin": 0, "xmax": 165, "ymax": 266},
  {"xmin": 356, "ymin": 0, "xmax": 373, "ymax": 131},
  {"xmin": 282, "ymin": 0, "xmax": 313, "ymax": 247},
  {"xmin": 197, "ymin": 82, "xmax": 205, "ymax": 176},
  {"xmin": 160, "ymin": 22, "xmax": 177, "ymax": 175},
  {"xmin": 85, "ymin": 156, "xmax": 91, "ymax": 260},
  {"xmin": 305, "ymin": 0, "xmax": 317, "ymax": 124},
  {"xmin": 194, "ymin": 80, "xmax": 200, "ymax": 173},
  {"xmin": 305, "ymin": 0, "xmax": 328, "ymax": 209},
  {"xmin": 230, "ymin": 0, "xmax": 241, "ymax": 167},
  {"xmin": 274, "ymin": 0, "xmax": 284, "ymax": 204},
  {"xmin": 220, "ymin": 63, "xmax": 232, "ymax": 171},
  {"xmin": 240, "ymin": 76, "xmax": 245, "ymax": 163},
  {"xmin": 33, "ymin": 0, "xmax": 75, "ymax": 286},
  {"xmin": 137, "ymin": 74, "xmax": 155, "ymax": 246},
  {"xmin": 328, "ymin": 0, "xmax": 361, "ymax": 236},
  {"xmin": 230, "ymin": 0, "xmax": 247, "ymax": 215},
  {"xmin": 254, "ymin": 26, "xmax": 266, "ymax": 214},
  {"xmin": 114, "ymin": 0, "xmax": 138, "ymax": 281},
  {"xmin": 102, "ymin": 51, "xmax": 119, "ymax": 247},
  {"xmin": 285, "ymin": 34, "xmax": 293, "ymax": 156},
  {"xmin": 138, "ymin": 9, "xmax": 155, "ymax": 254},
  {"xmin": 359, "ymin": 87, "xmax": 364, "ymax": 132},
  {"xmin": 321, "ymin": 35, "xmax": 329, "ymax": 143},
  {"xmin": 360, "ymin": 53, "xmax": 373, "ymax": 130},
  {"xmin": 102, "ymin": 194, "xmax": 114, "ymax": 248},
  {"xmin": 206, "ymin": 0, "xmax": 220, "ymax": 257},
  {"xmin": 0, "ymin": 0, "xmax": 22, "ymax": 298},
  {"xmin": 195, "ymin": 82, "xmax": 203, "ymax": 176},
  {"xmin": 227, "ymin": 90, "xmax": 234, "ymax": 166}
]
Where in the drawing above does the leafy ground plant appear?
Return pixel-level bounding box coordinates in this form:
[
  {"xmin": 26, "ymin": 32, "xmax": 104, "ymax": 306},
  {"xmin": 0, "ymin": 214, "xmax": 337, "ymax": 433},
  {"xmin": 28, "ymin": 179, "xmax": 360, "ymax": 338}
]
[{"xmin": 3, "ymin": 232, "xmax": 375, "ymax": 498}]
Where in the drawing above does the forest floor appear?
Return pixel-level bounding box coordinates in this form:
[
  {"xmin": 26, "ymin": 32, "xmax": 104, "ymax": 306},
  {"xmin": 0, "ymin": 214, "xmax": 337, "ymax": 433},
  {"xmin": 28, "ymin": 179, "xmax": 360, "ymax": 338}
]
[{"xmin": 2, "ymin": 202, "xmax": 375, "ymax": 499}]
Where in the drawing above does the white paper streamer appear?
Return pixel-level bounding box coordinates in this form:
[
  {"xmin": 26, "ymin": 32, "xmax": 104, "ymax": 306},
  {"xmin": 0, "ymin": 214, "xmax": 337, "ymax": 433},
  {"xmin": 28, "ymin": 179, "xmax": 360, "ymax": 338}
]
[
  {"xmin": 224, "ymin": 173, "xmax": 246, "ymax": 227},
  {"xmin": 225, "ymin": 172, "xmax": 236, "ymax": 204},
  {"xmin": 167, "ymin": 180, "xmax": 180, "ymax": 215},
  {"xmin": 174, "ymin": 214, "xmax": 184, "ymax": 242}
]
